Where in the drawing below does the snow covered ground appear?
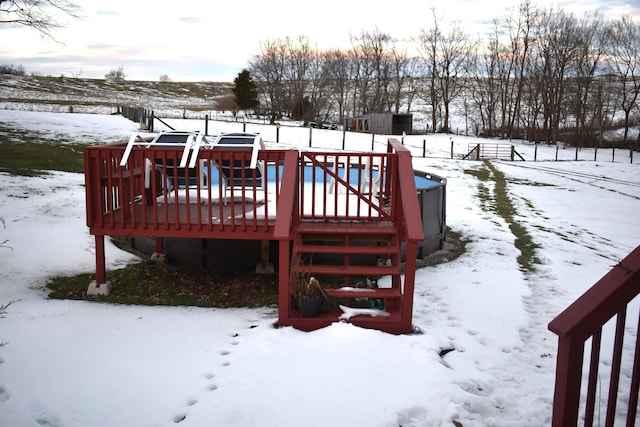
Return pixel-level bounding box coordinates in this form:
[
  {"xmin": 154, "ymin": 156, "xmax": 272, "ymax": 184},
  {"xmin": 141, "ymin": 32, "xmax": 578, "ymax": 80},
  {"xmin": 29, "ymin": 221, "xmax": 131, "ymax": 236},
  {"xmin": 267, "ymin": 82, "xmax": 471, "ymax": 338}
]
[{"xmin": 0, "ymin": 110, "xmax": 639, "ymax": 426}]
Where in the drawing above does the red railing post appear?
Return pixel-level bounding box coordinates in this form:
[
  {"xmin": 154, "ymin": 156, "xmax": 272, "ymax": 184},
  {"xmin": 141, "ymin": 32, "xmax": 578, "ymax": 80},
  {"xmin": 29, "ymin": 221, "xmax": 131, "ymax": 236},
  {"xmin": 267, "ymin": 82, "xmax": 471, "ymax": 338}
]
[
  {"xmin": 387, "ymin": 138, "xmax": 425, "ymax": 333},
  {"xmin": 274, "ymin": 150, "xmax": 300, "ymax": 328}
]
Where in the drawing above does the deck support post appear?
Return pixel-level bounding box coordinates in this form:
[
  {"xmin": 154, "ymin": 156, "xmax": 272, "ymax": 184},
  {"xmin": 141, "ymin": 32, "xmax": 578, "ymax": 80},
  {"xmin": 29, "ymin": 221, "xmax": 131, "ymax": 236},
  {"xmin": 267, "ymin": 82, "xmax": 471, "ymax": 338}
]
[
  {"xmin": 95, "ymin": 234, "xmax": 106, "ymax": 284},
  {"xmin": 87, "ymin": 234, "xmax": 112, "ymax": 296},
  {"xmin": 155, "ymin": 237, "xmax": 164, "ymax": 254},
  {"xmin": 255, "ymin": 239, "xmax": 274, "ymax": 274},
  {"xmin": 150, "ymin": 237, "xmax": 166, "ymax": 263}
]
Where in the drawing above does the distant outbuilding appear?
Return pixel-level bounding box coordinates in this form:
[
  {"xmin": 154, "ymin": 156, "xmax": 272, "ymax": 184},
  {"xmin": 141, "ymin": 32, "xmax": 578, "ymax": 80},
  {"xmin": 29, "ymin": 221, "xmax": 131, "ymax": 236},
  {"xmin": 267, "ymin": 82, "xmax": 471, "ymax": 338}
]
[{"xmin": 346, "ymin": 113, "xmax": 413, "ymax": 135}]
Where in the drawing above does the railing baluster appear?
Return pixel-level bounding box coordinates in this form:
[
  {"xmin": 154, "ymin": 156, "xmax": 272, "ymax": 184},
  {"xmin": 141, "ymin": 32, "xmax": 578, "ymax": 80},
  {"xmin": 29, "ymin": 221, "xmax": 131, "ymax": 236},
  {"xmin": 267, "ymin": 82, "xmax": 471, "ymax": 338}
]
[
  {"xmin": 585, "ymin": 329, "xmax": 602, "ymax": 427},
  {"xmin": 606, "ymin": 307, "xmax": 627, "ymax": 427},
  {"xmin": 626, "ymin": 308, "xmax": 640, "ymax": 427}
]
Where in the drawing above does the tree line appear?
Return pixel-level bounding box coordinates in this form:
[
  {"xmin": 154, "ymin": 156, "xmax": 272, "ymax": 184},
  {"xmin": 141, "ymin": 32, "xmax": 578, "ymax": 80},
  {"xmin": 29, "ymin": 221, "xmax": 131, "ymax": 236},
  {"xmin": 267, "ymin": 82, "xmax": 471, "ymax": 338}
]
[{"xmin": 245, "ymin": 2, "xmax": 640, "ymax": 147}]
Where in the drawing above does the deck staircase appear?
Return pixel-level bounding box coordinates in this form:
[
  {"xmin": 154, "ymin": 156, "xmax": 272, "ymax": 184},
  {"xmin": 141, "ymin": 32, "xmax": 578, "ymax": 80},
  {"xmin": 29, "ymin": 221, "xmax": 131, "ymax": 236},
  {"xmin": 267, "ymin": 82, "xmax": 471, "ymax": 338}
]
[{"xmin": 287, "ymin": 221, "xmax": 406, "ymax": 333}]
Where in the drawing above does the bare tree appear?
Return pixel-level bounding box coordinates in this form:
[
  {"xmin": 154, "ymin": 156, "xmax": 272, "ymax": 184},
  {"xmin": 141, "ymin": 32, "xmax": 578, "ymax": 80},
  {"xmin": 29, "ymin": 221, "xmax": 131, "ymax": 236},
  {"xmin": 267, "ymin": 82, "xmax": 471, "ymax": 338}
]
[
  {"xmin": 402, "ymin": 57, "xmax": 422, "ymax": 114},
  {"xmin": 249, "ymin": 39, "xmax": 287, "ymax": 124},
  {"xmin": 349, "ymin": 27, "xmax": 396, "ymax": 115},
  {"xmin": 305, "ymin": 49, "xmax": 333, "ymax": 123},
  {"xmin": 283, "ymin": 35, "xmax": 316, "ymax": 122},
  {"xmin": 388, "ymin": 45, "xmax": 412, "ymax": 114},
  {"xmin": 105, "ymin": 66, "xmax": 126, "ymax": 83},
  {"xmin": 500, "ymin": 1, "xmax": 538, "ymax": 139},
  {"xmin": 322, "ymin": 49, "xmax": 354, "ymax": 124},
  {"xmin": 418, "ymin": 9, "xmax": 475, "ymax": 133},
  {"xmin": 606, "ymin": 15, "xmax": 640, "ymax": 144},
  {"xmin": 467, "ymin": 20, "xmax": 510, "ymax": 136},
  {"xmin": 566, "ymin": 11, "xmax": 609, "ymax": 147},
  {"xmin": 533, "ymin": 8, "xmax": 583, "ymax": 144},
  {"xmin": 416, "ymin": 8, "xmax": 443, "ymax": 132},
  {"xmin": 244, "ymin": 3, "xmax": 637, "ymax": 142},
  {"xmin": 0, "ymin": 0, "xmax": 80, "ymax": 39}
]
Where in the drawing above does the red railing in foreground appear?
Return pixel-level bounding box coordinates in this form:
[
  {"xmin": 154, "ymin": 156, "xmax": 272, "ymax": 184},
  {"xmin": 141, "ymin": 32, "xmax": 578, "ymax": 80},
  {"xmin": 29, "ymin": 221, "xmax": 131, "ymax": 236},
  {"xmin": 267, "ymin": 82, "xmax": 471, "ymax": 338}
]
[{"xmin": 548, "ymin": 246, "xmax": 640, "ymax": 427}]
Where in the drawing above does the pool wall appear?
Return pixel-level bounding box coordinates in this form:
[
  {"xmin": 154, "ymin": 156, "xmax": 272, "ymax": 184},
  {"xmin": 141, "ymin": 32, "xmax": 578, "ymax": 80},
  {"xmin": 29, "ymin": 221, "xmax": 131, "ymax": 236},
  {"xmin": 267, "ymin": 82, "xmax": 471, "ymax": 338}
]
[{"xmin": 414, "ymin": 170, "xmax": 447, "ymax": 258}]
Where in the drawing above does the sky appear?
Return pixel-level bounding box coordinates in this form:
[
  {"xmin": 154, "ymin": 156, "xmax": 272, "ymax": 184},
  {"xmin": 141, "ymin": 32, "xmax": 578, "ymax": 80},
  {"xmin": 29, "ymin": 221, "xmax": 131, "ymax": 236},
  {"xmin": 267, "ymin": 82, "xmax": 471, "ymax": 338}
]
[
  {"xmin": 0, "ymin": 109, "xmax": 639, "ymax": 426},
  {"xmin": 1, "ymin": 0, "xmax": 639, "ymax": 82}
]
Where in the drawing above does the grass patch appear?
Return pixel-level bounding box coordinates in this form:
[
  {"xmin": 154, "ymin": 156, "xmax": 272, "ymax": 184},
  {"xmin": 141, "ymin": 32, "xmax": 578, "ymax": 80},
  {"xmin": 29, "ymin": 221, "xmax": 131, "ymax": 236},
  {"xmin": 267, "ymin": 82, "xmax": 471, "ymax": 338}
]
[
  {"xmin": 47, "ymin": 231, "xmax": 467, "ymax": 309},
  {"xmin": 487, "ymin": 162, "xmax": 540, "ymax": 272},
  {"xmin": 0, "ymin": 141, "xmax": 86, "ymax": 176},
  {"xmin": 466, "ymin": 161, "xmax": 540, "ymax": 272},
  {"xmin": 47, "ymin": 261, "xmax": 279, "ymax": 308},
  {"xmin": 0, "ymin": 123, "xmax": 86, "ymax": 176}
]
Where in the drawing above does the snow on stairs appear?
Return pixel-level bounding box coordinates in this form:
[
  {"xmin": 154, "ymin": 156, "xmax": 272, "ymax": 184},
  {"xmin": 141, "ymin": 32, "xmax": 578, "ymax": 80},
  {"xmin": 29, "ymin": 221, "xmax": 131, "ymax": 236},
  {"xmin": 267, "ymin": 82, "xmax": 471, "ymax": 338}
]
[{"xmin": 288, "ymin": 221, "xmax": 406, "ymax": 334}]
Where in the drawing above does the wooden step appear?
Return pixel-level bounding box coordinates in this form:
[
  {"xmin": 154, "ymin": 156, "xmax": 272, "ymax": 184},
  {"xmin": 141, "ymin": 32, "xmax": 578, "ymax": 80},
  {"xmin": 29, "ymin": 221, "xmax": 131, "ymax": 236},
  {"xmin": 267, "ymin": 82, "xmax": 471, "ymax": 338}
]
[
  {"xmin": 324, "ymin": 287, "xmax": 401, "ymax": 299},
  {"xmin": 304, "ymin": 264, "xmax": 400, "ymax": 276},
  {"xmin": 296, "ymin": 222, "xmax": 397, "ymax": 235},
  {"xmin": 294, "ymin": 243, "xmax": 397, "ymax": 256},
  {"xmin": 285, "ymin": 310, "xmax": 404, "ymax": 334},
  {"xmin": 299, "ymin": 233, "xmax": 395, "ymax": 243}
]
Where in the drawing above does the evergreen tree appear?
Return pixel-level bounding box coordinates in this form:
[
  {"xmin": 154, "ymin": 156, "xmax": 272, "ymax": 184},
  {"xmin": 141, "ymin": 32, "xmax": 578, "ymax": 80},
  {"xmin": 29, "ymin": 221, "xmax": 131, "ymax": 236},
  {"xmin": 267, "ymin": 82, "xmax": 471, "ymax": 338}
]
[{"xmin": 232, "ymin": 69, "xmax": 259, "ymax": 113}]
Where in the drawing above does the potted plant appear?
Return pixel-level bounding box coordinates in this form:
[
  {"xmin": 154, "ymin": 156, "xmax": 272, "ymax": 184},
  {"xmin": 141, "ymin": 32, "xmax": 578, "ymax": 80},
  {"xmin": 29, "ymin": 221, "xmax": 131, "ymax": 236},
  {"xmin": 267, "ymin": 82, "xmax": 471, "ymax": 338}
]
[{"xmin": 291, "ymin": 260, "xmax": 328, "ymax": 317}]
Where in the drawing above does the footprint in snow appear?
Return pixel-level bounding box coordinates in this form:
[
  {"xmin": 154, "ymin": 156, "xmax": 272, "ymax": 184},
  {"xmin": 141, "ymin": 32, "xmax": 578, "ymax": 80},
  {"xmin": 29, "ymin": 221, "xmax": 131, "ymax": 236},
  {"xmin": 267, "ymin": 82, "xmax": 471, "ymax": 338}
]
[
  {"xmin": 28, "ymin": 401, "xmax": 63, "ymax": 427},
  {"xmin": 0, "ymin": 383, "xmax": 10, "ymax": 402},
  {"xmin": 171, "ymin": 328, "xmax": 250, "ymax": 424}
]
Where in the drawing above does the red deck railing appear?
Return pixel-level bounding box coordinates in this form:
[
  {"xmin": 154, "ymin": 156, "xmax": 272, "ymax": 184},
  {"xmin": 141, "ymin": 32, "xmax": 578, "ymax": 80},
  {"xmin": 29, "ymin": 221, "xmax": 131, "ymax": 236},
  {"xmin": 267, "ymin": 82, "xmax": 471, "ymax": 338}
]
[
  {"xmin": 548, "ymin": 246, "xmax": 640, "ymax": 426},
  {"xmin": 84, "ymin": 143, "xmax": 402, "ymax": 236},
  {"xmin": 85, "ymin": 143, "xmax": 289, "ymax": 237}
]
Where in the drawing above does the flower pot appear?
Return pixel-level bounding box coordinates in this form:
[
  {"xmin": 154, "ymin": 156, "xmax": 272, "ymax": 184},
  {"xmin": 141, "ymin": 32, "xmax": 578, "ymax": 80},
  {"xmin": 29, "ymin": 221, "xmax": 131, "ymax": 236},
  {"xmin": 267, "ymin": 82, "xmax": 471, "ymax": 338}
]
[{"xmin": 294, "ymin": 294, "xmax": 325, "ymax": 317}]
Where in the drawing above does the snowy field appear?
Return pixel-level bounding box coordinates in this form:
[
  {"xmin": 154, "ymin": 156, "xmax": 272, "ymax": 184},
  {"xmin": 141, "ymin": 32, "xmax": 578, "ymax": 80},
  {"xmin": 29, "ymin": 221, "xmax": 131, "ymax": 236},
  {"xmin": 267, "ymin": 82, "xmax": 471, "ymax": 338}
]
[{"xmin": 0, "ymin": 110, "xmax": 639, "ymax": 427}]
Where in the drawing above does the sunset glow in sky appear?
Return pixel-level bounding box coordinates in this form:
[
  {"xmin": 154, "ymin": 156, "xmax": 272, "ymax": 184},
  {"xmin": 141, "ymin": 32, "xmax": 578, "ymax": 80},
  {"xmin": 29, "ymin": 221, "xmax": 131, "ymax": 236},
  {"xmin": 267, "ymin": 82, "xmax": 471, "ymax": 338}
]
[{"xmin": 2, "ymin": 0, "xmax": 639, "ymax": 82}]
